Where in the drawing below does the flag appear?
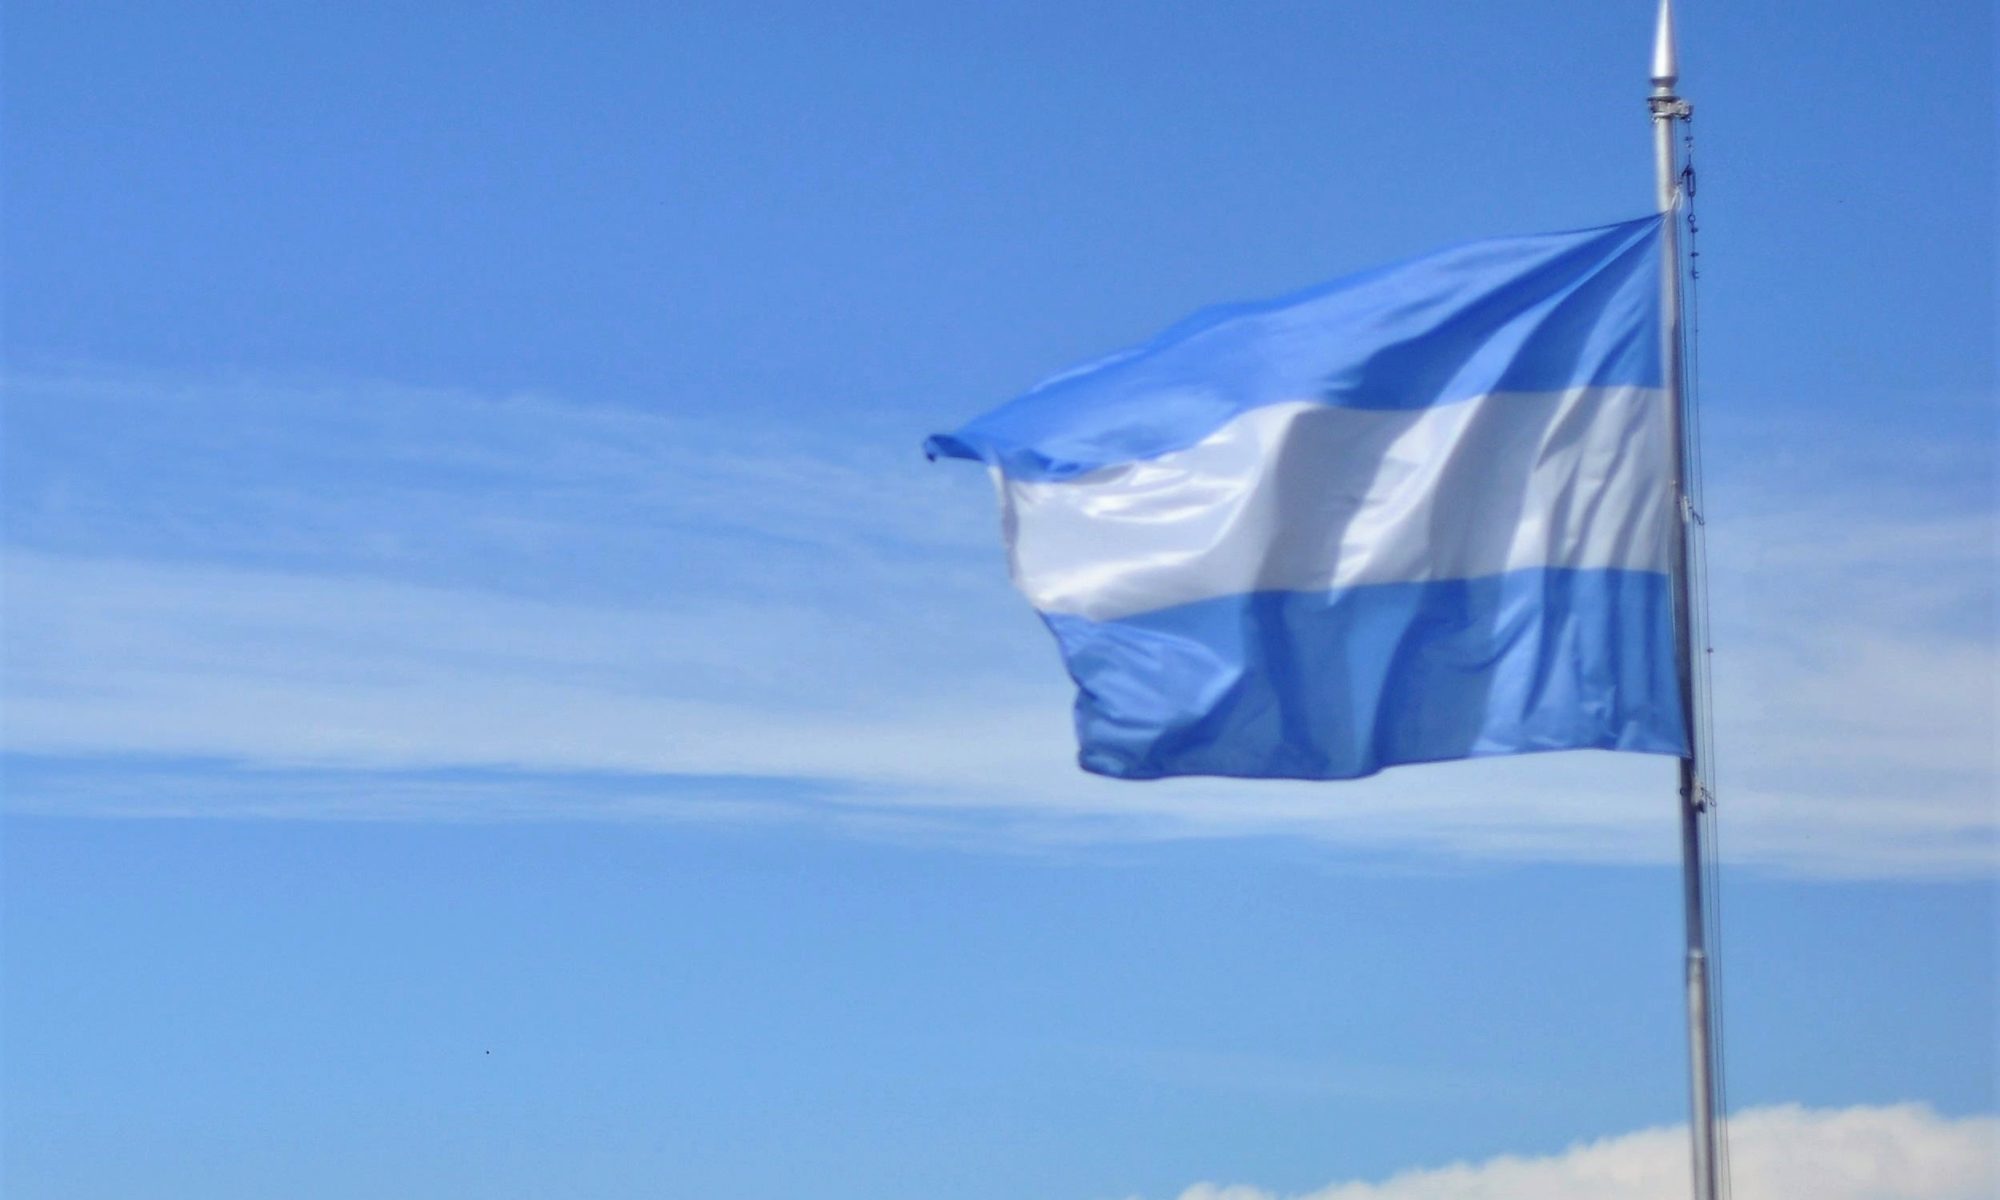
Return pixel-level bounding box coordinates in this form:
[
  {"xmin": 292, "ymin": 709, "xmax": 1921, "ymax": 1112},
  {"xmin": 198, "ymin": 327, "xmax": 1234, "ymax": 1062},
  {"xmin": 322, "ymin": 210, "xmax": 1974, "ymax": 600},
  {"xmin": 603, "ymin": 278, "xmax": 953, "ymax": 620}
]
[{"xmin": 925, "ymin": 215, "xmax": 1689, "ymax": 781}]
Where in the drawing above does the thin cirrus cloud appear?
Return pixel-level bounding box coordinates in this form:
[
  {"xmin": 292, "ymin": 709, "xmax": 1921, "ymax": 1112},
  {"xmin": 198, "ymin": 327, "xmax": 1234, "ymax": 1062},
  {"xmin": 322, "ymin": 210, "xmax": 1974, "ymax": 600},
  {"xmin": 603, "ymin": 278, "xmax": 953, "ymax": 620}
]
[
  {"xmin": 2, "ymin": 370, "xmax": 1993, "ymax": 878},
  {"xmin": 1166, "ymin": 1103, "xmax": 1998, "ymax": 1200}
]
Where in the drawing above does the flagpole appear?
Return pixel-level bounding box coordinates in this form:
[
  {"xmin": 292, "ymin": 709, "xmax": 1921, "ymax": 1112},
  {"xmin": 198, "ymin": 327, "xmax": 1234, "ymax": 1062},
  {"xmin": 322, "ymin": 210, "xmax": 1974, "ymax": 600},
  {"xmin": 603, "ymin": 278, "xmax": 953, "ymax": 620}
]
[{"xmin": 1648, "ymin": 3, "xmax": 1720, "ymax": 1199}]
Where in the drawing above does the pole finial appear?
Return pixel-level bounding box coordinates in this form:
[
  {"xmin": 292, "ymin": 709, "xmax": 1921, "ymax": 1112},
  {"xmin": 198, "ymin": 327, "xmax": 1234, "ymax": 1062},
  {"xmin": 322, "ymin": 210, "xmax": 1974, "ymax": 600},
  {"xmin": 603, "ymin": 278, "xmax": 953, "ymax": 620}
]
[{"xmin": 1651, "ymin": 0, "xmax": 1679, "ymax": 92}]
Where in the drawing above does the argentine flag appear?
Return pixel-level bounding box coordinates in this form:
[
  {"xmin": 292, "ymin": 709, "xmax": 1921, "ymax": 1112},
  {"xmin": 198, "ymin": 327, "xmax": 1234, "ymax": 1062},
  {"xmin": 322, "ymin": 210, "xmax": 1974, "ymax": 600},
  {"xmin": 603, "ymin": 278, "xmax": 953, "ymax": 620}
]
[{"xmin": 927, "ymin": 215, "xmax": 1688, "ymax": 781}]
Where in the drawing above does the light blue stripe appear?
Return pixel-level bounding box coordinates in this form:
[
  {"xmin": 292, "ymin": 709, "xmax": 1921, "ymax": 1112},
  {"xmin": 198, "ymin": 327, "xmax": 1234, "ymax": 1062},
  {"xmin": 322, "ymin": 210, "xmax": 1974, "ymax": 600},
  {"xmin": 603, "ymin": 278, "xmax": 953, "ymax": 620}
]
[
  {"xmin": 926, "ymin": 215, "xmax": 1663, "ymax": 482},
  {"xmin": 1040, "ymin": 567, "xmax": 1687, "ymax": 781}
]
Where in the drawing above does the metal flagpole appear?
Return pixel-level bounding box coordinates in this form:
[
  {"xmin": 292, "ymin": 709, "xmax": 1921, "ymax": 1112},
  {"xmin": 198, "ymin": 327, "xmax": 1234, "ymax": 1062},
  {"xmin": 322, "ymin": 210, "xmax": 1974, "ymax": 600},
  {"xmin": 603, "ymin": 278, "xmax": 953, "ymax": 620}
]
[{"xmin": 1648, "ymin": 3, "xmax": 1720, "ymax": 1199}]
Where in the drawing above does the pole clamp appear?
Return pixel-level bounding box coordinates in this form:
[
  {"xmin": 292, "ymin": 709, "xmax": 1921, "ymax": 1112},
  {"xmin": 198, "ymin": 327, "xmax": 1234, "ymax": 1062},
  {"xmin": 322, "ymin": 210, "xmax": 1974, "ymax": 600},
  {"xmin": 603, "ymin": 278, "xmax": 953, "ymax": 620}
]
[{"xmin": 1649, "ymin": 96, "xmax": 1693, "ymax": 120}]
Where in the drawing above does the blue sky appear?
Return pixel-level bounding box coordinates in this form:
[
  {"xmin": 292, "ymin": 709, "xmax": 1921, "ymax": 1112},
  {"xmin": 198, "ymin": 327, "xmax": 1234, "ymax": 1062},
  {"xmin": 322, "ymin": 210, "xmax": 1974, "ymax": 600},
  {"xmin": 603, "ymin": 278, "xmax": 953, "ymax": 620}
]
[{"xmin": 2, "ymin": 2, "xmax": 1993, "ymax": 1198}]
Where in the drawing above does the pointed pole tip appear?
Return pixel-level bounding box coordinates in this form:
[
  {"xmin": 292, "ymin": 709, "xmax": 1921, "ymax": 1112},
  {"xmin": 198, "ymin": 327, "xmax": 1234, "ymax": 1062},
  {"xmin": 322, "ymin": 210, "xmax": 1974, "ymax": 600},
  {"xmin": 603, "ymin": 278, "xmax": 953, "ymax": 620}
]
[{"xmin": 1651, "ymin": 0, "xmax": 1679, "ymax": 91}]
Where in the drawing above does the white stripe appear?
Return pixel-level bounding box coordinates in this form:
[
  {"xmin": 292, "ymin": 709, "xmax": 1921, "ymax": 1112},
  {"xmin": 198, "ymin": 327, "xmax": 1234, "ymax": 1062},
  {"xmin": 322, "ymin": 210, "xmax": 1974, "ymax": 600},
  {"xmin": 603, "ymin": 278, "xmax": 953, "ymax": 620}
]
[{"xmin": 1003, "ymin": 386, "xmax": 1673, "ymax": 621}]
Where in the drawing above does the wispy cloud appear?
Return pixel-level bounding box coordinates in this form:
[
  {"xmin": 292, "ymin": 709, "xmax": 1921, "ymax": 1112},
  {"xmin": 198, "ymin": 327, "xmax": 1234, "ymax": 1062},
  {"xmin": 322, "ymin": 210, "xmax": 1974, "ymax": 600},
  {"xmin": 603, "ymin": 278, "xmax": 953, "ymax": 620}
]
[
  {"xmin": 3, "ymin": 370, "xmax": 1993, "ymax": 876},
  {"xmin": 1165, "ymin": 1103, "xmax": 1998, "ymax": 1200}
]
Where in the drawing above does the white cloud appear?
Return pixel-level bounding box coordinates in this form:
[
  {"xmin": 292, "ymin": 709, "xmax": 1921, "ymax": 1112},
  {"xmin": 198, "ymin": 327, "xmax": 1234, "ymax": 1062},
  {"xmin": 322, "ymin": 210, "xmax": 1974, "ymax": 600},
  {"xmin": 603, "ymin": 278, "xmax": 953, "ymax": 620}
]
[
  {"xmin": 2, "ymin": 371, "xmax": 1994, "ymax": 877},
  {"xmin": 1169, "ymin": 1104, "xmax": 1998, "ymax": 1200}
]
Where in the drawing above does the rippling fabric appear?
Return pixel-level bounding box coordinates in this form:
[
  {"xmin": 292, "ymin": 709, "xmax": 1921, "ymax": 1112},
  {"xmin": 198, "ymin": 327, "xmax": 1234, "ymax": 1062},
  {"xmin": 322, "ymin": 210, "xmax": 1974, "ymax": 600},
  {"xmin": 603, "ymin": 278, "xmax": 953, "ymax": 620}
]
[
  {"xmin": 925, "ymin": 216, "xmax": 1665, "ymax": 483},
  {"xmin": 1006, "ymin": 386, "xmax": 1670, "ymax": 622},
  {"xmin": 928, "ymin": 215, "xmax": 1687, "ymax": 781},
  {"xmin": 1044, "ymin": 569, "xmax": 1684, "ymax": 781}
]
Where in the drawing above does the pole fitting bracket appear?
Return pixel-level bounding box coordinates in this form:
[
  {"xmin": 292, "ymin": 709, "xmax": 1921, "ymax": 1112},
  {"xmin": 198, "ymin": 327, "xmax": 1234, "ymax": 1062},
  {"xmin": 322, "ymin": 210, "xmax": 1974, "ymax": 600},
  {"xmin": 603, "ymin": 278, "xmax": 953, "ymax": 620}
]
[{"xmin": 1649, "ymin": 96, "xmax": 1693, "ymax": 121}]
